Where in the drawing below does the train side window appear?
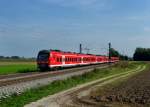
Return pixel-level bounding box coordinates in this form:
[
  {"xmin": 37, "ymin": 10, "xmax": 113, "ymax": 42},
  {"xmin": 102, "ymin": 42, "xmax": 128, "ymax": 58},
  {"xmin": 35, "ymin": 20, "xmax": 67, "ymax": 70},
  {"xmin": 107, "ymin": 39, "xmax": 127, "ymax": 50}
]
[{"xmin": 57, "ymin": 58, "xmax": 59, "ymax": 62}]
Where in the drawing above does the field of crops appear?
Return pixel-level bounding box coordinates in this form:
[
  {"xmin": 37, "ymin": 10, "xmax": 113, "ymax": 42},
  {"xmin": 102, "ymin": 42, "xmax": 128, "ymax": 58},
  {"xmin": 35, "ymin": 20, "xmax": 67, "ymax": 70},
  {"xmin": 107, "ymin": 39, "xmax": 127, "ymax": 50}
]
[
  {"xmin": 0, "ymin": 60, "xmax": 37, "ymax": 75},
  {"xmin": 86, "ymin": 62, "xmax": 150, "ymax": 107}
]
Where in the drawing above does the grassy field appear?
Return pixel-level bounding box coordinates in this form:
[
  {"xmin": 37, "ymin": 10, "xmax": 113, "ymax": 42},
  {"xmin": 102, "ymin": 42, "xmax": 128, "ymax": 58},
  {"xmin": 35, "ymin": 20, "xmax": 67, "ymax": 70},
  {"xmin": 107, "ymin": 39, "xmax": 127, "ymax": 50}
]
[
  {"xmin": 0, "ymin": 61, "xmax": 37, "ymax": 75},
  {"xmin": 0, "ymin": 61, "xmax": 148, "ymax": 107}
]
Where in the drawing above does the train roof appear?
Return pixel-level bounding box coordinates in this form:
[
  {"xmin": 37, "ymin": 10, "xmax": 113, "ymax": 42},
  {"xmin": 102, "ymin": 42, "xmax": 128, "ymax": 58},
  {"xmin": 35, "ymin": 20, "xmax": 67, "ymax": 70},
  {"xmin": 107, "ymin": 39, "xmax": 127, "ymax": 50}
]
[{"xmin": 39, "ymin": 49, "xmax": 109, "ymax": 57}]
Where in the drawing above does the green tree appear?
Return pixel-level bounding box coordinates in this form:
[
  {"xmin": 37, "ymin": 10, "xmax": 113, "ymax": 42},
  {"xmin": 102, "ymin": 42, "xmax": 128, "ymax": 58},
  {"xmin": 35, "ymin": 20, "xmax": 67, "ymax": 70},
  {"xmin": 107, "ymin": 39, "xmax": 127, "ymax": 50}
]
[
  {"xmin": 133, "ymin": 47, "xmax": 150, "ymax": 61},
  {"xmin": 110, "ymin": 48, "xmax": 119, "ymax": 57},
  {"xmin": 109, "ymin": 48, "xmax": 129, "ymax": 60}
]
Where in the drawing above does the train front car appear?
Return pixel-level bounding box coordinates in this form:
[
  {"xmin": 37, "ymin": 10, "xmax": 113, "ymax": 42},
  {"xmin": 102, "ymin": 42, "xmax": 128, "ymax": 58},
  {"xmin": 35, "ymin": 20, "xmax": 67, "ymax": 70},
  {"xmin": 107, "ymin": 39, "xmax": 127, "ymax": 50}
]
[{"xmin": 37, "ymin": 50, "xmax": 50, "ymax": 71}]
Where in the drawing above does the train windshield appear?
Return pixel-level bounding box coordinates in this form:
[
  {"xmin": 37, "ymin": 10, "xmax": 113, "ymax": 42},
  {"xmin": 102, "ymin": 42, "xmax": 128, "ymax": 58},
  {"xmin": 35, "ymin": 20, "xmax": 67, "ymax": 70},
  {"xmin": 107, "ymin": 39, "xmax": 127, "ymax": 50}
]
[{"xmin": 37, "ymin": 52, "xmax": 49, "ymax": 61}]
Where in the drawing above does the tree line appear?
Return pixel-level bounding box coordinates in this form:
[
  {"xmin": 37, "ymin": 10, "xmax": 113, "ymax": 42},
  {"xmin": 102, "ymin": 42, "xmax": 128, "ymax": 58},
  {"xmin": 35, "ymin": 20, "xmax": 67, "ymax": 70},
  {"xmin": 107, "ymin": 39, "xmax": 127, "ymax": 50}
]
[
  {"xmin": 133, "ymin": 48, "xmax": 150, "ymax": 61},
  {"xmin": 0, "ymin": 56, "xmax": 35, "ymax": 60},
  {"xmin": 110, "ymin": 48, "xmax": 130, "ymax": 60}
]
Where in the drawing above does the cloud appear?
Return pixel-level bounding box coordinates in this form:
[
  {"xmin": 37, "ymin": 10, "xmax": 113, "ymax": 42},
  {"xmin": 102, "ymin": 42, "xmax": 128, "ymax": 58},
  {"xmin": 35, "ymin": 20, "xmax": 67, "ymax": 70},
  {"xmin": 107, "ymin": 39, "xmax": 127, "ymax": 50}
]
[{"xmin": 40, "ymin": 0, "xmax": 109, "ymax": 10}]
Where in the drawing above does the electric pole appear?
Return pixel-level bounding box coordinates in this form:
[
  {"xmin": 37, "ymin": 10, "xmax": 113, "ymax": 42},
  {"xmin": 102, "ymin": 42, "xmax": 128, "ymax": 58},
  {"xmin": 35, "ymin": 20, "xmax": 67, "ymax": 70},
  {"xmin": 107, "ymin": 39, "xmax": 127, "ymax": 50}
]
[
  {"xmin": 79, "ymin": 44, "xmax": 82, "ymax": 54},
  {"xmin": 109, "ymin": 42, "xmax": 111, "ymax": 63}
]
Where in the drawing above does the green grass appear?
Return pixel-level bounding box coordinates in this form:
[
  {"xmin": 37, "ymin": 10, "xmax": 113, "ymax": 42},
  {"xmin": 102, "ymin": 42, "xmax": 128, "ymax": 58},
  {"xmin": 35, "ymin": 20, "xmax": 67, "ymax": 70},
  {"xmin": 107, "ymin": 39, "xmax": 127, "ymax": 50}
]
[
  {"xmin": 0, "ymin": 61, "xmax": 148, "ymax": 107},
  {"xmin": 0, "ymin": 63, "xmax": 37, "ymax": 75}
]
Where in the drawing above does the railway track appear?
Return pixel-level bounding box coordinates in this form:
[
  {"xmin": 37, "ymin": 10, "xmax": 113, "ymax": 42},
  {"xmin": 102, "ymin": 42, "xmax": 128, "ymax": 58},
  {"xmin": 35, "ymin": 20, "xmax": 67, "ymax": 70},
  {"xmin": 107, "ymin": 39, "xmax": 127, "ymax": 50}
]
[{"xmin": 0, "ymin": 63, "xmax": 111, "ymax": 87}]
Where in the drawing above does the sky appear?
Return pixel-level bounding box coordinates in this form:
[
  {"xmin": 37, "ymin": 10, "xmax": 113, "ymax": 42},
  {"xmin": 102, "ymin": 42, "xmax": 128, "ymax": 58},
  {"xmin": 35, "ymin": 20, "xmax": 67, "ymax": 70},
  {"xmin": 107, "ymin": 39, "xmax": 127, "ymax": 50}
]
[{"xmin": 0, "ymin": 0, "xmax": 150, "ymax": 57}]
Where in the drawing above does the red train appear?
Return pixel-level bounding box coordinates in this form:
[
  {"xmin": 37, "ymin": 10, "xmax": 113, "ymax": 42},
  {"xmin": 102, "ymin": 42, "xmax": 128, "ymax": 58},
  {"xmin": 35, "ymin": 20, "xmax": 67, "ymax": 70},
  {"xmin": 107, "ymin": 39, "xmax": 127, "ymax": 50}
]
[{"xmin": 37, "ymin": 50, "xmax": 119, "ymax": 70}]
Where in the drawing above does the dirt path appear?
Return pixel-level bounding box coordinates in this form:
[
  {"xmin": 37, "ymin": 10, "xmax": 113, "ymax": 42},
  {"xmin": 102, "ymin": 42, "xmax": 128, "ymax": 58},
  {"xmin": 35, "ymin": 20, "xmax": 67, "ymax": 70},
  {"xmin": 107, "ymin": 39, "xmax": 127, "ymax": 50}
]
[{"xmin": 24, "ymin": 65, "xmax": 145, "ymax": 107}]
